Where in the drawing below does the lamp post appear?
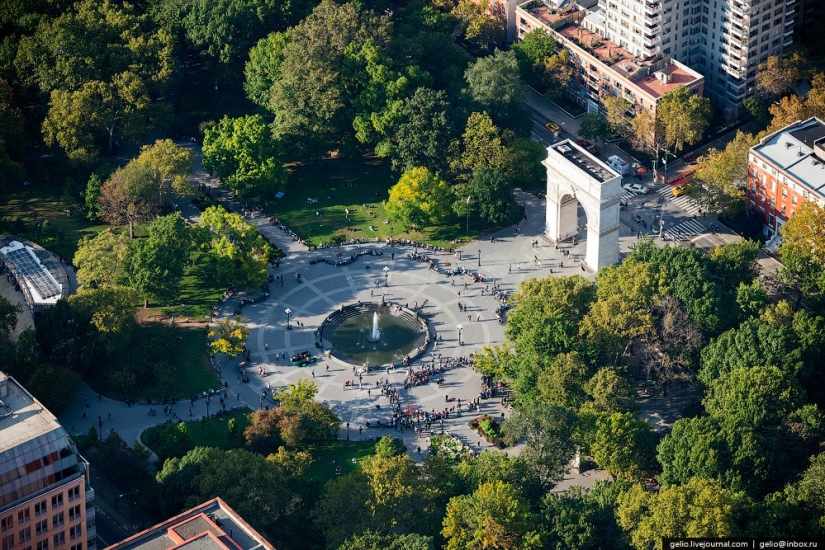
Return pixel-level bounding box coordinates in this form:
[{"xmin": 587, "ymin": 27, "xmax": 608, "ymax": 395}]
[
  {"xmin": 384, "ymin": 272, "xmax": 388, "ymax": 287},
  {"xmin": 478, "ymin": 249, "xmax": 481, "ymax": 267},
  {"xmin": 661, "ymin": 148, "xmax": 676, "ymax": 183},
  {"xmin": 466, "ymin": 196, "xmax": 472, "ymax": 235},
  {"xmin": 457, "ymin": 323, "xmax": 463, "ymax": 346},
  {"xmin": 205, "ymin": 400, "xmax": 210, "ymax": 418},
  {"xmin": 346, "ymin": 422, "xmax": 350, "ymax": 441},
  {"xmin": 285, "ymin": 308, "xmax": 292, "ymax": 330}
]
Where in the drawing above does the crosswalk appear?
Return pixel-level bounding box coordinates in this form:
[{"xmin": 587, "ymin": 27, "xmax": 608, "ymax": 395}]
[
  {"xmin": 660, "ymin": 219, "xmax": 706, "ymax": 241},
  {"xmin": 657, "ymin": 186, "xmax": 702, "ymax": 216}
]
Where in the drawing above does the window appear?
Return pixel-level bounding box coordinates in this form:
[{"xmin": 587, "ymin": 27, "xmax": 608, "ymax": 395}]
[
  {"xmin": 51, "ymin": 515, "xmax": 63, "ymax": 530},
  {"xmin": 17, "ymin": 530, "xmax": 30, "ymax": 545},
  {"xmin": 36, "ymin": 540, "xmax": 47, "ymax": 550},
  {"xmin": 1, "ymin": 535, "xmax": 12, "ymax": 550},
  {"xmin": 67, "ymin": 488, "xmax": 79, "ymax": 503},
  {"xmin": 70, "ymin": 544, "xmax": 83, "ymax": 550},
  {"xmin": 51, "ymin": 534, "xmax": 64, "ymax": 549},
  {"xmin": 792, "ymin": 195, "xmax": 798, "ymax": 205},
  {"xmin": 50, "ymin": 496, "xmax": 62, "ymax": 510},
  {"xmin": 67, "ymin": 508, "xmax": 80, "ymax": 525},
  {"xmin": 782, "ymin": 188, "xmax": 787, "ymax": 199},
  {"xmin": 34, "ymin": 522, "xmax": 46, "ymax": 538},
  {"xmin": 68, "ymin": 527, "xmax": 81, "ymax": 543},
  {"xmin": 34, "ymin": 503, "xmax": 46, "ymax": 518},
  {"xmin": 0, "ymin": 519, "xmax": 11, "ymax": 533},
  {"xmin": 781, "ymin": 205, "xmax": 786, "ymax": 215},
  {"xmin": 16, "ymin": 512, "xmax": 28, "ymax": 526}
]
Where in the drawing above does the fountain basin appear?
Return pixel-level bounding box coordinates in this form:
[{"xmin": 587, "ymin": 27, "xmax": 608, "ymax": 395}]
[{"xmin": 320, "ymin": 303, "xmax": 430, "ymax": 366}]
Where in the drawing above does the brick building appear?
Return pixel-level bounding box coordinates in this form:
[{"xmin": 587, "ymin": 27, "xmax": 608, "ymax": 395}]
[
  {"xmin": 515, "ymin": 2, "xmax": 704, "ymax": 118},
  {"xmin": 0, "ymin": 373, "xmax": 96, "ymax": 550},
  {"xmin": 104, "ymin": 498, "xmax": 274, "ymax": 550},
  {"xmin": 748, "ymin": 116, "xmax": 825, "ymax": 237}
]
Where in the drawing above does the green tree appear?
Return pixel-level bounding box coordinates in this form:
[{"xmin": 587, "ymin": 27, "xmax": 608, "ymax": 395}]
[
  {"xmin": 591, "ymin": 413, "xmax": 657, "ymax": 480},
  {"xmin": 451, "ymin": 0, "xmax": 505, "ymax": 53},
  {"xmin": 578, "ymin": 114, "xmax": 611, "ymax": 149},
  {"xmin": 135, "ymin": 139, "xmax": 196, "ymax": 203},
  {"xmin": 124, "ymin": 213, "xmax": 190, "ymax": 306},
  {"xmin": 374, "ymin": 435, "xmax": 407, "ymax": 458},
  {"xmin": 536, "ymin": 351, "xmax": 592, "ymax": 411},
  {"xmin": 268, "ymin": 0, "xmax": 392, "ymax": 157},
  {"xmin": 67, "ymin": 286, "xmax": 138, "ymax": 334},
  {"xmin": 697, "ymin": 318, "xmax": 801, "ymax": 387},
  {"xmin": 25, "ymin": 364, "xmax": 81, "ymax": 416},
  {"xmin": 616, "ymin": 479, "xmax": 744, "ymax": 550},
  {"xmin": 385, "ymin": 167, "xmax": 454, "ymax": 228},
  {"xmin": 451, "ymin": 111, "xmax": 507, "ymax": 179},
  {"xmin": 693, "ymin": 131, "xmax": 757, "ymax": 215},
  {"xmin": 73, "ymin": 231, "xmax": 130, "ymax": 288},
  {"xmin": 208, "ymin": 315, "xmax": 250, "ymax": 357},
  {"xmin": 194, "ymin": 206, "xmax": 271, "ymax": 287},
  {"xmin": 84, "ymin": 173, "xmax": 105, "ymax": 221},
  {"xmin": 503, "ymin": 403, "xmax": 576, "ymax": 488},
  {"xmin": 656, "ymin": 86, "xmax": 712, "ymax": 153},
  {"xmin": 0, "ymin": 296, "xmax": 21, "ymax": 341},
  {"xmin": 541, "ymin": 481, "xmax": 631, "ymax": 550},
  {"xmin": 707, "ymin": 239, "xmax": 761, "ymax": 292},
  {"xmin": 202, "ymin": 114, "xmax": 287, "ymax": 201},
  {"xmin": 442, "ymin": 480, "xmax": 539, "ymax": 550},
  {"xmin": 313, "ymin": 473, "xmax": 373, "ymax": 548},
  {"xmin": 465, "ymin": 50, "xmax": 527, "ymax": 126},
  {"xmin": 582, "ymin": 367, "xmax": 637, "ymax": 415},
  {"xmin": 183, "ymin": 0, "xmax": 294, "ymax": 81},
  {"xmin": 603, "ymin": 96, "xmax": 632, "ymax": 137},
  {"xmin": 387, "ymin": 87, "xmax": 456, "ymax": 175},
  {"xmin": 463, "ymin": 167, "xmax": 519, "ymax": 226},
  {"xmin": 540, "ymin": 50, "xmax": 572, "ymax": 99},
  {"xmin": 0, "ymin": 80, "xmax": 24, "ymax": 183},
  {"xmin": 244, "ymin": 32, "xmax": 290, "ymax": 108},
  {"xmin": 512, "ymin": 29, "xmax": 557, "ymax": 77},
  {"xmin": 339, "ymin": 532, "xmax": 432, "ymax": 550}
]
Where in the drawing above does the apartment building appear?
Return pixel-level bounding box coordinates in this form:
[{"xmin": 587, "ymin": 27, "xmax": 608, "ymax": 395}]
[
  {"xmin": 747, "ymin": 117, "xmax": 825, "ymax": 237},
  {"xmin": 104, "ymin": 498, "xmax": 275, "ymax": 550},
  {"xmin": 515, "ymin": 0, "xmax": 795, "ymax": 116},
  {"xmin": 0, "ymin": 373, "xmax": 96, "ymax": 550},
  {"xmin": 516, "ymin": 3, "xmax": 704, "ymax": 116}
]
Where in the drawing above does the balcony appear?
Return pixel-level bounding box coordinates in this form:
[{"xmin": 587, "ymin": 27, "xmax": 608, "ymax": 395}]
[
  {"xmin": 731, "ymin": 2, "xmax": 750, "ymax": 17},
  {"xmin": 784, "ymin": 36, "xmax": 794, "ymax": 46},
  {"xmin": 785, "ymin": 16, "xmax": 794, "ymax": 24},
  {"xmin": 784, "ymin": 27, "xmax": 793, "ymax": 36}
]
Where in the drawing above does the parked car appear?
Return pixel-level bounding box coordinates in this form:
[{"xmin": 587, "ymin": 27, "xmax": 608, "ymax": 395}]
[
  {"xmin": 683, "ymin": 152, "xmax": 700, "ymax": 164},
  {"xmin": 622, "ymin": 183, "xmax": 649, "ymax": 194},
  {"xmin": 575, "ymin": 139, "xmax": 592, "ymax": 148},
  {"xmin": 545, "ymin": 121, "xmax": 561, "ymax": 133},
  {"xmin": 672, "ymin": 183, "xmax": 692, "ymax": 197}
]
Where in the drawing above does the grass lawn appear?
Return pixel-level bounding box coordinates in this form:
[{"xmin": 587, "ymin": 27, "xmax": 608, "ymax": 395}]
[
  {"xmin": 186, "ymin": 408, "xmax": 251, "ymax": 448},
  {"xmin": 267, "ymin": 154, "xmax": 470, "ymax": 250},
  {"xmin": 0, "ymin": 178, "xmax": 108, "ymax": 260},
  {"xmin": 90, "ymin": 326, "xmax": 220, "ymax": 401},
  {"xmin": 305, "ymin": 439, "xmax": 377, "ymax": 486},
  {"xmin": 149, "ymin": 264, "xmax": 228, "ymax": 321}
]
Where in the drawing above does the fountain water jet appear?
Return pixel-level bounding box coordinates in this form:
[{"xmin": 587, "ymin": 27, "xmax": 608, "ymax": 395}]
[{"xmin": 366, "ymin": 311, "xmax": 381, "ymax": 342}]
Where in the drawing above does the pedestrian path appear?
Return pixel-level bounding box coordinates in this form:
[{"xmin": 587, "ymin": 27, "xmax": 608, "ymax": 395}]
[
  {"xmin": 656, "ymin": 186, "xmax": 702, "ymax": 216},
  {"xmin": 661, "ymin": 219, "xmax": 706, "ymax": 241}
]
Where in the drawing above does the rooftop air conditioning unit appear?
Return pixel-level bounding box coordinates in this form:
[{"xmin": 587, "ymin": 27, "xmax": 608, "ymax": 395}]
[
  {"xmin": 558, "ymin": 145, "xmax": 572, "ymax": 154},
  {"xmin": 785, "ymin": 142, "xmax": 792, "ymax": 148}
]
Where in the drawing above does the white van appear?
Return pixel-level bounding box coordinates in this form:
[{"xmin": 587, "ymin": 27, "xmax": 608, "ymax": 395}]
[{"xmin": 607, "ymin": 155, "xmax": 629, "ymax": 175}]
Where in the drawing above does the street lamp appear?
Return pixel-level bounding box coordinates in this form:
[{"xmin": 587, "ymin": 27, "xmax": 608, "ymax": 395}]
[
  {"xmin": 346, "ymin": 422, "xmax": 350, "ymax": 441},
  {"xmin": 285, "ymin": 308, "xmax": 292, "ymax": 330},
  {"xmin": 384, "ymin": 272, "xmax": 388, "ymax": 287},
  {"xmin": 661, "ymin": 148, "xmax": 676, "ymax": 183},
  {"xmin": 466, "ymin": 196, "xmax": 472, "ymax": 235},
  {"xmin": 478, "ymin": 249, "xmax": 481, "ymax": 267},
  {"xmin": 457, "ymin": 323, "xmax": 463, "ymax": 346}
]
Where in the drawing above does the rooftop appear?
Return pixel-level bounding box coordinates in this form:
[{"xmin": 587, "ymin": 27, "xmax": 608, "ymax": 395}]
[
  {"xmin": 752, "ymin": 117, "xmax": 825, "ymax": 196},
  {"xmin": 548, "ymin": 140, "xmax": 619, "ymax": 183},
  {"xmin": 105, "ymin": 498, "xmax": 275, "ymax": 550},
  {"xmin": 0, "ymin": 373, "xmax": 65, "ymax": 456},
  {"xmin": 0, "ymin": 236, "xmax": 68, "ymax": 309}
]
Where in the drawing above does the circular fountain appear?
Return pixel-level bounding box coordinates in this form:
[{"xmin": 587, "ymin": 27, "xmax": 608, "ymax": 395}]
[{"xmin": 319, "ymin": 303, "xmax": 430, "ymax": 366}]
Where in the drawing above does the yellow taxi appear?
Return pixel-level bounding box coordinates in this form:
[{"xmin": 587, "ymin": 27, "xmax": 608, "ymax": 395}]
[
  {"xmin": 672, "ymin": 184, "xmax": 692, "ymax": 197},
  {"xmin": 545, "ymin": 121, "xmax": 561, "ymax": 133}
]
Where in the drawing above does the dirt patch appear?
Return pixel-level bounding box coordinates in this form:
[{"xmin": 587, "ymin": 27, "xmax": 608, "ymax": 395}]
[{"xmin": 135, "ymin": 308, "xmax": 208, "ymax": 329}]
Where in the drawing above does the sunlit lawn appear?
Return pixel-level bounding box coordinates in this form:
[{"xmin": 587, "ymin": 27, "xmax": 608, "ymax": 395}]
[
  {"xmin": 267, "ymin": 154, "xmax": 469, "ymax": 250},
  {"xmin": 305, "ymin": 439, "xmax": 376, "ymax": 486}
]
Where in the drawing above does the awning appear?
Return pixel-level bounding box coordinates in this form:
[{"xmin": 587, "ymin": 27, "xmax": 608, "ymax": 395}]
[{"xmin": 636, "ymin": 167, "xmax": 647, "ymax": 174}]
